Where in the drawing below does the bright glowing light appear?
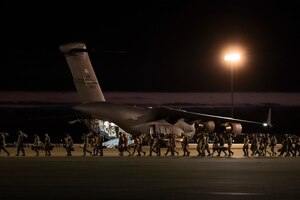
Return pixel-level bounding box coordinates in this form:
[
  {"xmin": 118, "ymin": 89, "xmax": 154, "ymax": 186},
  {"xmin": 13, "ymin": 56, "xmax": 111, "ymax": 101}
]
[
  {"xmin": 263, "ymin": 123, "xmax": 268, "ymax": 127},
  {"xmin": 220, "ymin": 44, "xmax": 246, "ymax": 67},
  {"xmin": 224, "ymin": 53, "xmax": 240, "ymax": 62}
]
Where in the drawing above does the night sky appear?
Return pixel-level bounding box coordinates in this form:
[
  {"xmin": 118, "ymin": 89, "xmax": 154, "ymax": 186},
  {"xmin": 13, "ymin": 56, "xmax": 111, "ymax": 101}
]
[{"xmin": 1, "ymin": 1, "xmax": 299, "ymax": 93}]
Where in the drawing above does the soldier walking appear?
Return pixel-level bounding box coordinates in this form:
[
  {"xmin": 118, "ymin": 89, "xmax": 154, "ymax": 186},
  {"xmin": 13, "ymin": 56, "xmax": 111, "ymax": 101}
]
[
  {"xmin": 250, "ymin": 134, "xmax": 259, "ymax": 156},
  {"xmin": 165, "ymin": 132, "xmax": 178, "ymax": 156},
  {"xmin": 227, "ymin": 134, "xmax": 234, "ymax": 156},
  {"xmin": 153, "ymin": 133, "xmax": 162, "ymax": 156},
  {"xmin": 270, "ymin": 135, "xmax": 277, "ymax": 156},
  {"xmin": 211, "ymin": 132, "xmax": 219, "ymax": 156},
  {"xmin": 148, "ymin": 133, "xmax": 156, "ymax": 156},
  {"xmin": 94, "ymin": 134, "xmax": 104, "ymax": 156},
  {"xmin": 203, "ymin": 133, "xmax": 211, "ymax": 156},
  {"xmin": 137, "ymin": 135, "xmax": 146, "ymax": 156},
  {"xmin": 196, "ymin": 133, "xmax": 204, "ymax": 156},
  {"xmin": 148, "ymin": 125, "xmax": 157, "ymax": 156},
  {"xmin": 117, "ymin": 132, "xmax": 124, "ymax": 156},
  {"xmin": 44, "ymin": 133, "xmax": 52, "ymax": 156},
  {"xmin": 122, "ymin": 132, "xmax": 131, "ymax": 156},
  {"xmin": 132, "ymin": 136, "xmax": 139, "ymax": 156},
  {"xmin": 0, "ymin": 132, "xmax": 10, "ymax": 156},
  {"xmin": 32, "ymin": 133, "xmax": 41, "ymax": 156},
  {"xmin": 16, "ymin": 130, "xmax": 27, "ymax": 156},
  {"xmin": 217, "ymin": 134, "xmax": 227, "ymax": 156},
  {"xmin": 181, "ymin": 133, "xmax": 190, "ymax": 156},
  {"xmin": 82, "ymin": 133, "xmax": 92, "ymax": 156},
  {"xmin": 171, "ymin": 133, "xmax": 179, "ymax": 156},
  {"xmin": 243, "ymin": 134, "xmax": 249, "ymax": 156},
  {"xmin": 263, "ymin": 133, "xmax": 272, "ymax": 156},
  {"xmin": 64, "ymin": 133, "xmax": 74, "ymax": 156}
]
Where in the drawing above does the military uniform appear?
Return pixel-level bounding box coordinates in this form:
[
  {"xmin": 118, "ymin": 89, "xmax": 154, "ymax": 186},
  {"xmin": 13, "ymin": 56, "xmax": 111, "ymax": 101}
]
[
  {"xmin": 16, "ymin": 131, "xmax": 27, "ymax": 156},
  {"xmin": 117, "ymin": 133, "xmax": 124, "ymax": 156},
  {"xmin": 0, "ymin": 132, "xmax": 10, "ymax": 156},
  {"xmin": 64, "ymin": 134, "xmax": 74, "ymax": 156},
  {"xmin": 269, "ymin": 135, "xmax": 277, "ymax": 156},
  {"xmin": 32, "ymin": 133, "xmax": 41, "ymax": 156},
  {"xmin": 44, "ymin": 133, "xmax": 52, "ymax": 156},
  {"xmin": 95, "ymin": 134, "xmax": 103, "ymax": 156},
  {"xmin": 122, "ymin": 133, "xmax": 131, "ymax": 156},
  {"xmin": 148, "ymin": 133, "xmax": 155, "ymax": 156},
  {"xmin": 137, "ymin": 135, "xmax": 146, "ymax": 156},
  {"xmin": 82, "ymin": 134, "xmax": 92, "ymax": 156},
  {"xmin": 243, "ymin": 135, "xmax": 249, "ymax": 156},
  {"xmin": 227, "ymin": 134, "xmax": 234, "ymax": 156},
  {"xmin": 181, "ymin": 134, "xmax": 190, "ymax": 156}
]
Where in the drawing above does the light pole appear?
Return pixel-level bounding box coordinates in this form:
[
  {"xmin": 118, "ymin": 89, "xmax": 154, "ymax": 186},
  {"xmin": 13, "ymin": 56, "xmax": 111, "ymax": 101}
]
[{"xmin": 224, "ymin": 53, "xmax": 240, "ymax": 118}]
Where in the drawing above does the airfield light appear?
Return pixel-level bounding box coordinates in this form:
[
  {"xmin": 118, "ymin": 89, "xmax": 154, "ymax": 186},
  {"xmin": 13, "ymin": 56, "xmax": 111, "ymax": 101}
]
[
  {"xmin": 224, "ymin": 52, "xmax": 241, "ymax": 118},
  {"xmin": 224, "ymin": 53, "xmax": 240, "ymax": 62}
]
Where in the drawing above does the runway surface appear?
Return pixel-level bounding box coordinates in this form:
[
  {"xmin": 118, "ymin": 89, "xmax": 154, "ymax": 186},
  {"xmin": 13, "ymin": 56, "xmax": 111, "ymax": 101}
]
[{"xmin": 0, "ymin": 149, "xmax": 299, "ymax": 200}]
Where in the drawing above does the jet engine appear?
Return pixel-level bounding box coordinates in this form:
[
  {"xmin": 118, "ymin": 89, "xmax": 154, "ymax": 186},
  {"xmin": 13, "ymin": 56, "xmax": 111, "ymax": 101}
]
[
  {"xmin": 222, "ymin": 122, "xmax": 242, "ymax": 136},
  {"xmin": 196, "ymin": 121, "xmax": 215, "ymax": 133}
]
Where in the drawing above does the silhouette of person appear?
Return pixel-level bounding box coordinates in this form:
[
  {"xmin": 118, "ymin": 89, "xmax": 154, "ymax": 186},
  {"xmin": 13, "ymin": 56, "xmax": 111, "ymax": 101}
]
[
  {"xmin": 0, "ymin": 132, "xmax": 10, "ymax": 156},
  {"xmin": 32, "ymin": 133, "xmax": 41, "ymax": 156},
  {"xmin": 82, "ymin": 133, "xmax": 92, "ymax": 156},
  {"xmin": 64, "ymin": 133, "xmax": 74, "ymax": 156},
  {"xmin": 16, "ymin": 130, "xmax": 27, "ymax": 156},
  {"xmin": 44, "ymin": 133, "xmax": 52, "ymax": 156}
]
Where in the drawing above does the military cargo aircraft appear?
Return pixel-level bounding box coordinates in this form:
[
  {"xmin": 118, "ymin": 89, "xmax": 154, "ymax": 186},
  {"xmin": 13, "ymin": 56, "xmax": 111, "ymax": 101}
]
[{"xmin": 59, "ymin": 42, "xmax": 271, "ymax": 144}]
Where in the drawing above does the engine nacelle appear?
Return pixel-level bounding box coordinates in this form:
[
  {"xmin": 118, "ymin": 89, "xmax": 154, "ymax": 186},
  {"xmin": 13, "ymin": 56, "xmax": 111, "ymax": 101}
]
[
  {"xmin": 197, "ymin": 121, "xmax": 215, "ymax": 133},
  {"xmin": 174, "ymin": 118, "xmax": 196, "ymax": 134},
  {"xmin": 222, "ymin": 123, "xmax": 242, "ymax": 136}
]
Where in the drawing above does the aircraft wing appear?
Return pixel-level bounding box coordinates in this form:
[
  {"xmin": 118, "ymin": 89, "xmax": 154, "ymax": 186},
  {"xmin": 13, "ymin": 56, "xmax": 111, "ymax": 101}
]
[{"xmin": 153, "ymin": 106, "xmax": 271, "ymax": 127}]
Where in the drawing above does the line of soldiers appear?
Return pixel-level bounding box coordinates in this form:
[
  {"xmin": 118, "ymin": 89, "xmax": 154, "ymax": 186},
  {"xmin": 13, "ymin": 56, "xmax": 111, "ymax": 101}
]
[
  {"xmin": 116, "ymin": 131, "xmax": 175, "ymax": 157},
  {"xmin": 117, "ymin": 131, "xmax": 188, "ymax": 157},
  {"xmin": 243, "ymin": 133, "xmax": 300, "ymax": 157},
  {"xmin": 278, "ymin": 134, "xmax": 300, "ymax": 157},
  {"xmin": 195, "ymin": 132, "xmax": 300, "ymax": 157},
  {"xmin": 1, "ymin": 130, "xmax": 300, "ymax": 157},
  {"xmin": 114, "ymin": 131, "xmax": 300, "ymax": 158},
  {"xmin": 31, "ymin": 133, "xmax": 53, "ymax": 156},
  {"xmin": 0, "ymin": 130, "xmax": 105, "ymax": 157},
  {"xmin": 32, "ymin": 132, "xmax": 75, "ymax": 156},
  {"xmin": 81, "ymin": 132, "xmax": 104, "ymax": 156},
  {"xmin": 0, "ymin": 131, "xmax": 75, "ymax": 157}
]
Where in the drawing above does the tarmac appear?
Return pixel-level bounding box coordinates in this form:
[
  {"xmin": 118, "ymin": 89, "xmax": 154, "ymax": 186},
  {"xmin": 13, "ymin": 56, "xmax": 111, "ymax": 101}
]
[{"xmin": 0, "ymin": 144, "xmax": 300, "ymax": 200}]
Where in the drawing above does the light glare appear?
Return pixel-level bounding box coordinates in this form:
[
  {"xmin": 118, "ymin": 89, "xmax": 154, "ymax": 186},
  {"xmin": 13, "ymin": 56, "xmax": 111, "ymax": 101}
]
[{"xmin": 224, "ymin": 53, "xmax": 240, "ymax": 61}]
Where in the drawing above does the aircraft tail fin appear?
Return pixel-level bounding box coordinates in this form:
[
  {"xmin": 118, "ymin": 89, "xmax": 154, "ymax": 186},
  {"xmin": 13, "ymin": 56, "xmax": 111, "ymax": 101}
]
[{"xmin": 59, "ymin": 42, "xmax": 106, "ymax": 102}]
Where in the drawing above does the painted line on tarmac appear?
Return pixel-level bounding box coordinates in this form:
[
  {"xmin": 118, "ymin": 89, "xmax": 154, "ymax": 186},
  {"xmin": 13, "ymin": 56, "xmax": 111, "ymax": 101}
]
[{"xmin": 209, "ymin": 192, "xmax": 263, "ymax": 196}]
